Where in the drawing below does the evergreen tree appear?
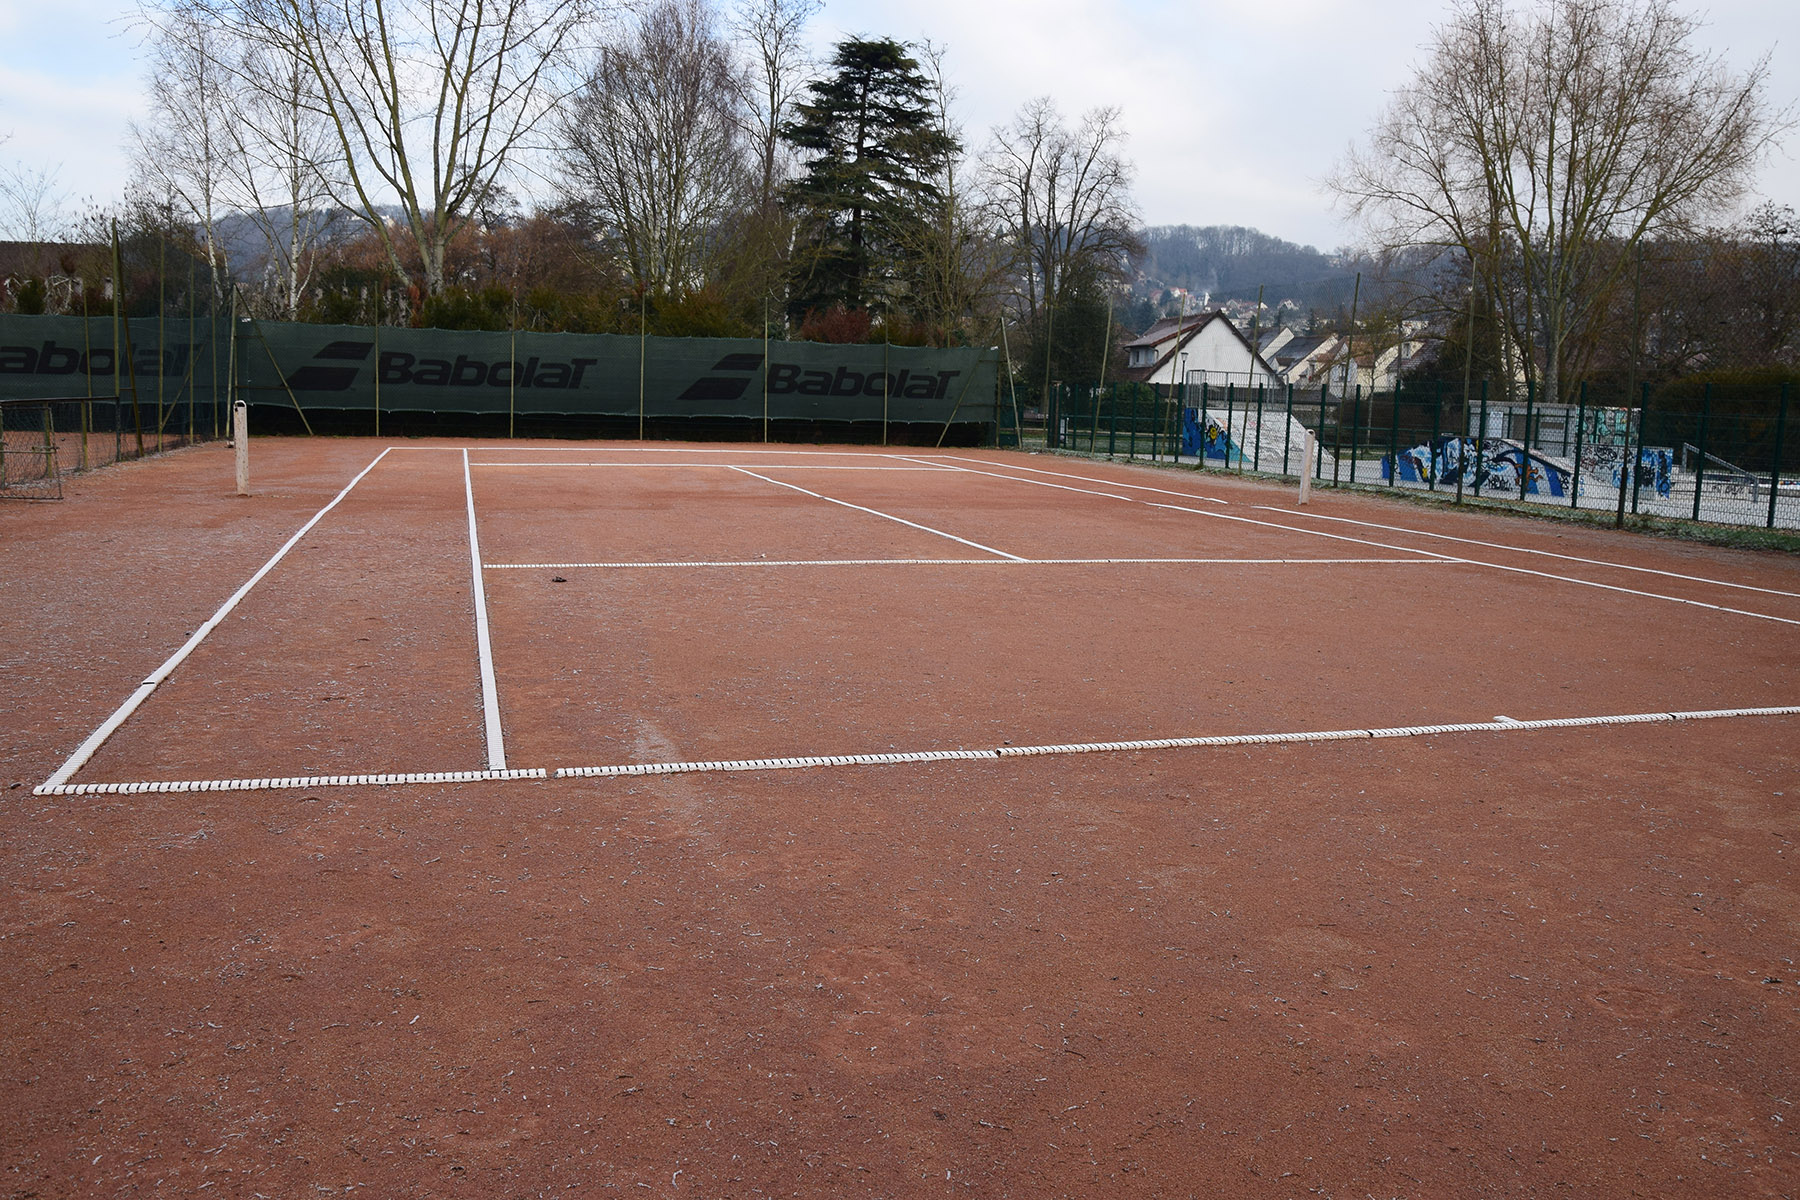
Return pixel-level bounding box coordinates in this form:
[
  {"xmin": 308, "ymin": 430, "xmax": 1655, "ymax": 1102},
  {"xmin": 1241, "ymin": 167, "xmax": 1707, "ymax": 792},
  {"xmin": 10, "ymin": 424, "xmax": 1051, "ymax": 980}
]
[{"xmin": 781, "ymin": 38, "xmax": 958, "ymax": 320}]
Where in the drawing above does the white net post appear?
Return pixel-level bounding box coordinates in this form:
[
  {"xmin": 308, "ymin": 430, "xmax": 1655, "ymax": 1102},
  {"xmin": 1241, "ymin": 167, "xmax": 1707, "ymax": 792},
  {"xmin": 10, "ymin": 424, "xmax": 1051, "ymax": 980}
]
[
  {"xmin": 233, "ymin": 401, "xmax": 249, "ymax": 496},
  {"xmin": 1299, "ymin": 430, "xmax": 1316, "ymax": 505}
]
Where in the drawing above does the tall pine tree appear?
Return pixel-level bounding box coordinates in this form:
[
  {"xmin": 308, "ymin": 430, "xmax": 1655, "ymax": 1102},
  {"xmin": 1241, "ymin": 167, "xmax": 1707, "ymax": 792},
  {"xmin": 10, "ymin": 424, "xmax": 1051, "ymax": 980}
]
[{"xmin": 781, "ymin": 38, "xmax": 958, "ymax": 321}]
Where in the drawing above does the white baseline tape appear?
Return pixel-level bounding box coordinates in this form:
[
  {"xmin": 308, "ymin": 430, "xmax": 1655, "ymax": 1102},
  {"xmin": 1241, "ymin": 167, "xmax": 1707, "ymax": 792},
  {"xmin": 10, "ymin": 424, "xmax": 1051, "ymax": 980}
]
[
  {"xmin": 35, "ymin": 769, "xmax": 549, "ymax": 796},
  {"xmin": 550, "ymin": 704, "xmax": 1800, "ymax": 781},
  {"xmin": 39, "ymin": 447, "xmax": 396, "ymax": 791},
  {"xmin": 36, "ymin": 706, "xmax": 1797, "ymax": 795}
]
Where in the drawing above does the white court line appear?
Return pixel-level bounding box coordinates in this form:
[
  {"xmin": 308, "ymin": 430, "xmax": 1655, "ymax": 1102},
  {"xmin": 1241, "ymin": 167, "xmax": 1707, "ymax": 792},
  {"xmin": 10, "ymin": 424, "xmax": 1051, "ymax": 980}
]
[
  {"xmin": 918, "ymin": 457, "xmax": 1800, "ymax": 627},
  {"xmin": 37, "ymin": 769, "xmax": 549, "ymax": 796},
  {"xmin": 37, "ymin": 706, "xmax": 1799, "ymax": 795},
  {"xmin": 39, "ymin": 448, "xmax": 396, "ymax": 792},
  {"xmin": 469, "ymin": 462, "xmax": 959, "ymax": 471},
  {"xmin": 557, "ymin": 703, "xmax": 1798, "ymax": 777},
  {"xmin": 729, "ymin": 466, "xmax": 1027, "ymax": 561},
  {"xmin": 1252, "ymin": 506, "xmax": 1800, "ymax": 600},
  {"xmin": 484, "ymin": 557, "xmax": 1452, "ymax": 570},
  {"xmin": 450, "ymin": 446, "xmax": 894, "ymax": 457},
  {"xmin": 463, "ymin": 449, "xmax": 508, "ymax": 771},
  {"xmin": 900, "ymin": 453, "xmax": 1233, "ymax": 505}
]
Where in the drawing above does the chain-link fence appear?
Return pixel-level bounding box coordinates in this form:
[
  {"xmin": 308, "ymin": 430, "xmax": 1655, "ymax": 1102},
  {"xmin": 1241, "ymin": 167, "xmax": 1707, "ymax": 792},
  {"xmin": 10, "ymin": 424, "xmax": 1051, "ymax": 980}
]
[
  {"xmin": 1033, "ymin": 377, "xmax": 1798, "ymax": 531},
  {"xmin": 0, "ymin": 393, "xmax": 216, "ymax": 499}
]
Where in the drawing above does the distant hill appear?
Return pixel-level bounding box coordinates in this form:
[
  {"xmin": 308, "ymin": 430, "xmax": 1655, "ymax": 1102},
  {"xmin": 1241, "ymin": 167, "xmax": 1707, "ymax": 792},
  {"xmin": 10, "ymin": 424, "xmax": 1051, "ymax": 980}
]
[{"xmin": 1132, "ymin": 224, "xmax": 1370, "ymax": 319}]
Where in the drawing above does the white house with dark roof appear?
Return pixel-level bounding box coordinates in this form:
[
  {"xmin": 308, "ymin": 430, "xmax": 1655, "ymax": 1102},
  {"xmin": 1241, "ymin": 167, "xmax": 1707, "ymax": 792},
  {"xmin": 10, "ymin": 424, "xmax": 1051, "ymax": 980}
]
[{"xmin": 1121, "ymin": 312, "xmax": 1281, "ymax": 389}]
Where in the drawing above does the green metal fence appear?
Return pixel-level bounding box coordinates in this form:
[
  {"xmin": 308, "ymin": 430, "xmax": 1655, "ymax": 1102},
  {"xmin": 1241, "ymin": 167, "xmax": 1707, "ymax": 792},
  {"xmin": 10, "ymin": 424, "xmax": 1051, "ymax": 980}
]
[{"xmin": 1039, "ymin": 376, "xmax": 1800, "ymax": 532}]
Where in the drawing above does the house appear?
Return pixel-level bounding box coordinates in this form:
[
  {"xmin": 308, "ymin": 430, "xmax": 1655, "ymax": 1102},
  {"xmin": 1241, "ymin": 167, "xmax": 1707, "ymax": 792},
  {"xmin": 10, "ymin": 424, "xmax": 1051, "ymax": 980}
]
[
  {"xmin": 1263, "ymin": 331, "xmax": 1343, "ymax": 386},
  {"xmin": 1121, "ymin": 311, "xmax": 1281, "ymax": 389}
]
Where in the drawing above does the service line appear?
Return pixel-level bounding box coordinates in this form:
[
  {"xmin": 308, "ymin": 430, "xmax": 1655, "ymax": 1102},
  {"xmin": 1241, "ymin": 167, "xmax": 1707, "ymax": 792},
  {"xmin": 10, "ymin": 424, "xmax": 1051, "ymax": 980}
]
[
  {"xmin": 469, "ymin": 462, "xmax": 959, "ymax": 471},
  {"xmin": 483, "ymin": 557, "xmax": 1452, "ymax": 570},
  {"xmin": 39, "ymin": 447, "xmax": 395, "ymax": 791},
  {"xmin": 730, "ymin": 466, "xmax": 1027, "ymax": 561}
]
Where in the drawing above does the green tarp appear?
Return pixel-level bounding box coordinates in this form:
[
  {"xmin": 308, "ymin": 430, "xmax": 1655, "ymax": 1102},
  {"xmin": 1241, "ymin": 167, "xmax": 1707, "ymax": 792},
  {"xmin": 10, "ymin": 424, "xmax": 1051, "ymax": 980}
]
[{"xmin": 0, "ymin": 315, "xmax": 998, "ymax": 428}]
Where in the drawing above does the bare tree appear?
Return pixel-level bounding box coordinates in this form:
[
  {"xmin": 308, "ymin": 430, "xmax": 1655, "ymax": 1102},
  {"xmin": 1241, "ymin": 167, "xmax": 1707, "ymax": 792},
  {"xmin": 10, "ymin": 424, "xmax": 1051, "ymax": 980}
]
[
  {"xmin": 129, "ymin": 4, "xmax": 239, "ymax": 299},
  {"xmin": 982, "ymin": 98, "xmax": 1139, "ymax": 331},
  {"xmin": 558, "ymin": 0, "xmax": 749, "ymax": 292},
  {"xmin": 168, "ymin": 0, "xmax": 600, "ymax": 299},
  {"xmin": 227, "ymin": 30, "xmax": 346, "ymax": 317},
  {"xmin": 729, "ymin": 0, "xmax": 818, "ymax": 211},
  {"xmin": 1332, "ymin": 0, "xmax": 1787, "ymax": 407}
]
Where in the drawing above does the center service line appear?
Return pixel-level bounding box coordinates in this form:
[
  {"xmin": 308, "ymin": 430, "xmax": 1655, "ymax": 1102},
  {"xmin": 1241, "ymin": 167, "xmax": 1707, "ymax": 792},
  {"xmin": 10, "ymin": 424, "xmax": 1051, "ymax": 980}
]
[
  {"xmin": 730, "ymin": 466, "xmax": 1027, "ymax": 561},
  {"xmin": 463, "ymin": 449, "xmax": 508, "ymax": 770}
]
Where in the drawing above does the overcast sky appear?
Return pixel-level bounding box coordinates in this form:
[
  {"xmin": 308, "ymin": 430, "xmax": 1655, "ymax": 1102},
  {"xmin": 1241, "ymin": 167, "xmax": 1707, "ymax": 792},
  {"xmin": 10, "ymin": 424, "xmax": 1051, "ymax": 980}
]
[{"xmin": 2, "ymin": 0, "xmax": 1794, "ymax": 251}]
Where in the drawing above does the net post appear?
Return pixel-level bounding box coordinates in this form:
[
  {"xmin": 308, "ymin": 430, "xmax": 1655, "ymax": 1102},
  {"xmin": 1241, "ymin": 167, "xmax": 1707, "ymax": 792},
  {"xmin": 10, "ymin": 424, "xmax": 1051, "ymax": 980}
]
[
  {"xmin": 1299, "ymin": 431, "xmax": 1316, "ymax": 505},
  {"xmin": 233, "ymin": 400, "xmax": 249, "ymax": 496}
]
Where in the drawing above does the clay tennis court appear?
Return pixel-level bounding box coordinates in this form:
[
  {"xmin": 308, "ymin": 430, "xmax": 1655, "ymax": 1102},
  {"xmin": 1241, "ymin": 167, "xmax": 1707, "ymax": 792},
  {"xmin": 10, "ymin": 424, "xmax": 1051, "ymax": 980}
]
[{"xmin": 4, "ymin": 437, "xmax": 1797, "ymax": 1196}]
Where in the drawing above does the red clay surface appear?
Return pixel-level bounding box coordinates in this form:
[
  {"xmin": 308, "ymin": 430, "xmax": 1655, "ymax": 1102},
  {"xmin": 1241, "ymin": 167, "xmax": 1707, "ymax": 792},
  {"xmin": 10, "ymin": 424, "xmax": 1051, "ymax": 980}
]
[{"xmin": 3, "ymin": 437, "xmax": 1797, "ymax": 1197}]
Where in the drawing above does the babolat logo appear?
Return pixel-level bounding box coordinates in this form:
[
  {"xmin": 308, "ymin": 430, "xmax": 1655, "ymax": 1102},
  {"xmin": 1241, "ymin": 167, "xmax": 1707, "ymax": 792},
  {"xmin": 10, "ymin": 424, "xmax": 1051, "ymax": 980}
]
[
  {"xmin": 678, "ymin": 353, "xmax": 961, "ymax": 402},
  {"xmin": 286, "ymin": 340, "xmax": 598, "ymax": 391},
  {"xmin": 0, "ymin": 338, "xmax": 197, "ymax": 377}
]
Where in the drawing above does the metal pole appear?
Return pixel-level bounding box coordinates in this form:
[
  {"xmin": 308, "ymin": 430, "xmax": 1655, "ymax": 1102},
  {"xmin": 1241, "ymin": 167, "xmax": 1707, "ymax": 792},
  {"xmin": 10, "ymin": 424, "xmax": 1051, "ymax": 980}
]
[
  {"xmin": 1520, "ymin": 379, "xmax": 1535, "ymax": 501},
  {"xmin": 1429, "ymin": 379, "xmax": 1442, "ymax": 492},
  {"xmin": 1769, "ymin": 383, "xmax": 1789, "ymax": 530},
  {"xmin": 1348, "ymin": 384, "xmax": 1362, "ymax": 485},
  {"xmin": 882, "ymin": 338, "xmax": 890, "ymax": 447},
  {"xmin": 1253, "ymin": 383, "xmax": 1264, "ymax": 473},
  {"xmin": 1691, "ymin": 383, "xmax": 1711, "ymax": 521},
  {"xmin": 1283, "ymin": 383, "xmax": 1294, "ymax": 476},
  {"xmin": 638, "ymin": 289, "xmax": 648, "ymax": 440},
  {"xmin": 1570, "ymin": 382, "xmax": 1587, "ymax": 510},
  {"xmin": 374, "ymin": 287, "xmax": 382, "ymax": 437},
  {"xmin": 1474, "ymin": 379, "xmax": 1489, "ymax": 499},
  {"xmin": 1632, "ymin": 384, "xmax": 1649, "ymax": 514},
  {"xmin": 763, "ymin": 296, "xmax": 770, "ymax": 443},
  {"xmin": 1614, "ymin": 382, "xmax": 1634, "ymax": 528},
  {"xmin": 1387, "ymin": 377, "xmax": 1401, "ymax": 487}
]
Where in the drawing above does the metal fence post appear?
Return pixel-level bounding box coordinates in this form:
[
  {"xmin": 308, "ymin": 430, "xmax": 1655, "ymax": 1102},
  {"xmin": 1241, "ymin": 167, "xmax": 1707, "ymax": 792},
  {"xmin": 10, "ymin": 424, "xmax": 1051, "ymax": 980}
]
[
  {"xmin": 1691, "ymin": 382, "xmax": 1711, "ymax": 521},
  {"xmin": 1632, "ymin": 384, "xmax": 1650, "ymax": 514},
  {"xmin": 1769, "ymin": 382, "xmax": 1789, "ymax": 529},
  {"xmin": 1283, "ymin": 383, "xmax": 1294, "ymax": 476},
  {"xmin": 1317, "ymin": 384, "xmax": 1330, "ymax": 483},
  {"xmin": 1520, "ymin": 379, "xmax": 1535, "ymax": 501},
  {"xmin": 1474, "ymin": 379, "xmax": 1489, "ymax": 498},
  {"xmin": 1253, "ymin": 383, "xmax": 1265, "ymax": 473},
  {"xmin": 1199, "ymin": 381, "xmax": 1210, "ymax": 469},
  {"xmin": 1348, "ymin": 385, "xmax": 1363, "ymax": 484},
  {"xmin": 1387, "ymin": 379, "xmax": 1401, "ymax": 488},
  {"xmin": 1429, "ymin": 379, "xmax": 1442, "ymax": 492},
  {"xmin": 1107, "ymin": 386, "xmax": 1117, "ymax": 456},
  {"xmin": 1570, "ymin": 381, "xmax": 1587, "ymax": 511},
  {"xmin": 1225, "ymin": 382, "xmax": 1236, "ymax": 468}
]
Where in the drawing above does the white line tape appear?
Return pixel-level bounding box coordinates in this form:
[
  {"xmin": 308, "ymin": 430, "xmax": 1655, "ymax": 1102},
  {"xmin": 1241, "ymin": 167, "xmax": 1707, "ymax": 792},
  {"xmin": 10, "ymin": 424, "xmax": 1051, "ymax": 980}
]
[
  {"xmin": 469, "ymin": 462, "xmax": 959, "ymax": 471},
  {"xmin": 729, "ymin": 466, "xmax": 1027, "ymax": 561},
  {"xmin": 549, "ymin": 704, "xmax": 1800, "ymax": 780},
  {"xmin": 35, "ymin": 705, "xmax": 1797, "ymax": 795},
  {"xmin": 1254, "ymin": 506, "xmax": 1800, "ymax": 600},
  {"xmin": 463, "ymin": 449, "xmax": 508, "ymax": 770},
  {"xmin": 483, "ymin": 557, "xmax": 1452, "ymax": 570},
  {"xmin": 35, "ymin": 769, "xmax": 549, "ymax": 796},
  {"xmin": 39, "ymin": 447, "xmax": 396, "ymax": 791}
]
